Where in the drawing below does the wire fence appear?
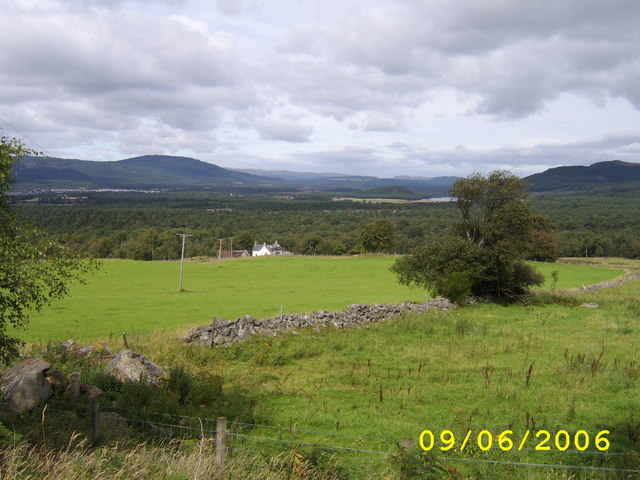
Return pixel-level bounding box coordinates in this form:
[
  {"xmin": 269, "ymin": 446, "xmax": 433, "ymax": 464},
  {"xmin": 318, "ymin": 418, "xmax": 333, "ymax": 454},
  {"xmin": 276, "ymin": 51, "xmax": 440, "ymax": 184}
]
[{"xmin": 42, "ymin": 401, "xmax": 640, "ymax": 477}]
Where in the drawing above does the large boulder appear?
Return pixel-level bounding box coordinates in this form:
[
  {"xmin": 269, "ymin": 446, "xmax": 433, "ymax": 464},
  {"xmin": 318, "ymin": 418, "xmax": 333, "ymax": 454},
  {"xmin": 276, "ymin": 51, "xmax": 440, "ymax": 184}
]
[
  {"xmin": 1, "ymin": 358, "xmax": 52, "ymax": 386},
  {"xmin": 1, "ymin": 358, "xmax": 55, "ymax": 416},
  {"xmin": 104, "ymin": 350, "xmax": 166, "ymax": 386},
  {"xmin": 1, "ymin": 371, "xmax": 53, "ymax": 416}
]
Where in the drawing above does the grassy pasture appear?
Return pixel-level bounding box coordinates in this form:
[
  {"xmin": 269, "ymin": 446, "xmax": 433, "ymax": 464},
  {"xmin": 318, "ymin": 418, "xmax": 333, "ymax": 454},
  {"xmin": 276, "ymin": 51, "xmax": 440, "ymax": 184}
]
[
  {"xmin": 137, "ymin": 260, "xmax": 639, "ymax": 478},
  {"xmin": 7, "ymin": 257, "xmax": 638, "ymax": 478},
  {"xmin": 18, "ymin": 256, "xmax": 624, "ymax": 343}
]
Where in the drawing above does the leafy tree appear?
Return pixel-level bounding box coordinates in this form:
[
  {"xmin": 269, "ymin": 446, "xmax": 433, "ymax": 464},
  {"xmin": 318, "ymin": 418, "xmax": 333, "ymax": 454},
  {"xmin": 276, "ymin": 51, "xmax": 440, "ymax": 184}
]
[
  {"xmin": 300, "ymin": 234, "xmax": 321, "ymax": 255},
  {"xmin": 0, "ymin": 135, "xmax": 97, "ymax": 363},
  {"xmin": 361, "ymin": 218, "xmax": 396, "ymax": 253},
  {"xmin": 527, "ymin": 214, "xmax": 559, "ymax": 261},
  {"xmin": 234, "ymin": 230, "xmax": 254, "ymax": 254},
  {"xmin": 392, "ymin": 170, "xmax": 544, "ymax": 300}
]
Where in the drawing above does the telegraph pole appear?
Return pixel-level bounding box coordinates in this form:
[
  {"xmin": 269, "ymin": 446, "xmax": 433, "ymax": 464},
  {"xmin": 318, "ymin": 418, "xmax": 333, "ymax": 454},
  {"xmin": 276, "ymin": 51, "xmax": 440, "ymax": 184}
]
[
  {"xmin": 217, "ymin": 238, "xmax": 224, "ymax": 267},
  {"xmin": 228, "ymin": 236, "xmax": 233, "ymax": 259},
  {"xmin": 176, "ymin": 233, "xmax": 192, "ymax": 291}
]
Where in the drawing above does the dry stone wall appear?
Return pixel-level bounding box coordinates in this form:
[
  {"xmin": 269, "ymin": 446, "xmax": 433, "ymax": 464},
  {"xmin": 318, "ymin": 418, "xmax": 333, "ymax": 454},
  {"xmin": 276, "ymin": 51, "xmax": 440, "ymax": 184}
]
[
  {"xmin": 184, "ymin": 298, "xmax": 454, "ymax": 347},
  {"xmin": 566, "ymin": 272, "xmax": 640, "ymax": 293}
]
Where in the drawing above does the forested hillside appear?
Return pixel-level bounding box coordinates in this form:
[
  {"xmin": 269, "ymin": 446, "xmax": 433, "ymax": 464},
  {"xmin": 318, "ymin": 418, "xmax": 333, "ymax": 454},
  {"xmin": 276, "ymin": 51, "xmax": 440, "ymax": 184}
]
[
  {"xmin": 527, "ymin": 160, "xmax": 640, "ymax": 191},
  {"xmin": 12, "ymin": 189, "xmax": 640, "ymax": 260}
]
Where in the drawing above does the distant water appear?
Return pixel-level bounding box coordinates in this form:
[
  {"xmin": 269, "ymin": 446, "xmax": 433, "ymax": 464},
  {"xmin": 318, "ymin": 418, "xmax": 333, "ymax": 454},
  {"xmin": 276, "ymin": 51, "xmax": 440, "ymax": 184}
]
[{"xmin": 419, "ymin": 196, "xmax": 454, "ymax": 202}]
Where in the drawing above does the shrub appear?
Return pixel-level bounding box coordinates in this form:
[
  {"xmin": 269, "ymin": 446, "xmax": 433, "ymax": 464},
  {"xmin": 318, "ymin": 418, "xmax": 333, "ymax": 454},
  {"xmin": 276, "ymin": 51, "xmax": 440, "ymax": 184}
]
[
  {"xmin": 436, "ymin": 271, "xmax": 474, "ymax": 304},
  {"xmin": 167, "ymin": 365, "xmax": 193, "ymax": 406}
]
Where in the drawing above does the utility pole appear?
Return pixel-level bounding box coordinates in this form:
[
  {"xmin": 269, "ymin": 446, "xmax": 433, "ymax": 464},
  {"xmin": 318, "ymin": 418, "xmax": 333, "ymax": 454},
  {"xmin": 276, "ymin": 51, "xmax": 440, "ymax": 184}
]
[
  {"xmin": 228, "ymin": 236, "xmax": 233, "ymax": 259},
  {"xmin": 176, "ymin": 233, "xmax": 192, "ymax": 291},
  {"xmin": 217, "ymin": 238, "xmax": 224, "ymax": 267}
]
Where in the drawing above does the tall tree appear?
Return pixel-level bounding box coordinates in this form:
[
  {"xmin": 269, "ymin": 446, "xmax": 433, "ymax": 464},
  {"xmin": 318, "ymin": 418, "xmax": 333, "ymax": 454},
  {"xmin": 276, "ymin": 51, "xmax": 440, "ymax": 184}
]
[
  {"xmin": 0, "ymin": 135, "xmax": 97, "ymax": 363},
  {"xmin": 361, "ymin": 218, "xmax": 396, "ymax": 253},
  {"xmin": 234, "ymin": 230, "xmax": 254, "ymax": 254},
  {"xmin": 392, "ymin": 170, "xmax": 544, "ymax": 300}
]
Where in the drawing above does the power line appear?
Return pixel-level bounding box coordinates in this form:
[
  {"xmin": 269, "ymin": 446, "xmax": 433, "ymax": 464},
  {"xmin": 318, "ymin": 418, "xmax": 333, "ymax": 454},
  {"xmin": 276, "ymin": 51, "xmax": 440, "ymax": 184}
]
[{"xmin": 0, "ymin": 118, "xmax": 55, "ymax": 158}]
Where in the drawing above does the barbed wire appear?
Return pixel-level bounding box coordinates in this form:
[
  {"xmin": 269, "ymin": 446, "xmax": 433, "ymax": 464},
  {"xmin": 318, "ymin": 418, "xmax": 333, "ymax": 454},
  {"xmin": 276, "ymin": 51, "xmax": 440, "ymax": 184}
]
[
  {"xmin": 100, "ymin": 405, "xmax": 393, "ymax": 443},
  {"xmin": 228, "ymin": 420, "xmax": 393, "ymax": 442},
  {"xmin": 43, "ymin": 405, "xmax": 640, "ymax": 474},
  {"xmin": 228, "ymin": 432, "xmax": 392, "ymax": 456}
]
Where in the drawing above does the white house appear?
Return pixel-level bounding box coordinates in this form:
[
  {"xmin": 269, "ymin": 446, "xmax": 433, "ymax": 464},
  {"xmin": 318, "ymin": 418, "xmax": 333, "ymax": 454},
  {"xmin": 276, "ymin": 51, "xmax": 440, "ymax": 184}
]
[{"xmin": 252, "ymin": 241, "xmax": 290, "ymax": 257}]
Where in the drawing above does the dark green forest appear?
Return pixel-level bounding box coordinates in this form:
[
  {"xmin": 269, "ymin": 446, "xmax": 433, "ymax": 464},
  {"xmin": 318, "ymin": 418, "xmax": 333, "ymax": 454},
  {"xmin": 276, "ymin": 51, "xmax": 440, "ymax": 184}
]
[{"xmin": 11, "ymin": 189, "xmax": 640, "ymax": 260}]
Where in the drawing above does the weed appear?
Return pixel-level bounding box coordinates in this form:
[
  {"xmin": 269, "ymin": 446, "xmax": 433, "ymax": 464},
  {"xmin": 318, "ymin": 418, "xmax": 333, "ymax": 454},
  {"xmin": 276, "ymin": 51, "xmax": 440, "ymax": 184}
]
[
  {"xmin": 166, "ymin": 365, "xmax": 193, "ymax": 406},
  {"xmin": 384, "ymin": 446, "xmax": 461, "ymax": 479}
]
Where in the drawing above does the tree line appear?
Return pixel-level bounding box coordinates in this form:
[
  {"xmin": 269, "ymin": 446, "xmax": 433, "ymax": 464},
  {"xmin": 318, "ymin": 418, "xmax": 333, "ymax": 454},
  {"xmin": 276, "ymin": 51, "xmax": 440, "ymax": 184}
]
[{"xmin": 12, "ymin": 190, "xmax": 640, "ymax": 260}]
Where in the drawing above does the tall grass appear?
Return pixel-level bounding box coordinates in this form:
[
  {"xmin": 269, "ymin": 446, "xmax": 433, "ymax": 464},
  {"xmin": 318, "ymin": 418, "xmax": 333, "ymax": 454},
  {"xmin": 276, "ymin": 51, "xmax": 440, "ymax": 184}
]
[{"xmin": 0, "ymin": 438, "xmax": 350, "ymax": 480}]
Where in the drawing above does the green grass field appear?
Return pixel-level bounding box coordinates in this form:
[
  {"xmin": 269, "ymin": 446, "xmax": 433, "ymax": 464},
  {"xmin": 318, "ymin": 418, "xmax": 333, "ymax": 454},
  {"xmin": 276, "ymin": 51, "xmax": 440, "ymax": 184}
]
[
  {"xmin": 8, "ymin": 257, "xmax": 639, "ymax": 478},
  {"xmin": 18, "ymin": 256, "xmax": 624, "ymax": 343},
  {"xmin": 137, "ymin": 260, "xmax": 638, "ymax": 478}
]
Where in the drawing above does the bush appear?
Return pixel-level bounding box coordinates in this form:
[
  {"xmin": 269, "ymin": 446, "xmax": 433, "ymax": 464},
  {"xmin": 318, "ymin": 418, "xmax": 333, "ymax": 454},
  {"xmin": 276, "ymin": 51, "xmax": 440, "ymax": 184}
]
[
  {"xmin": 436, "ymin": 271, "xmax": 473, "ymax": 304},
  {"xmin": 166, "ymin": 365, "xmax": 192, "ymax": 406},
  {"xmin": 391, "ymin": 238, "xmax": 544, "ymax": 300}
]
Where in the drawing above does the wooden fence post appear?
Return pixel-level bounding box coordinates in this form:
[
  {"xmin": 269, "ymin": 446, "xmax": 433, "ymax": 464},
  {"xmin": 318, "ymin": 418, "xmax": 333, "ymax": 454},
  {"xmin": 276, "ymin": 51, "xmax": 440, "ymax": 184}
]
[
  {"xmin": 90, "ymin": 400, "xmax": 100, "ymax": 444},
  {"xmin": 122, "ymin": 333, "xmax": 129, "ymax": 349},
  {"xmin": 402, "ymin": 436, "xmax": 413, "ymax": 453},
  {"xmin": 216, "ymin": 417, "xmax": 228, "ymax": 467}
]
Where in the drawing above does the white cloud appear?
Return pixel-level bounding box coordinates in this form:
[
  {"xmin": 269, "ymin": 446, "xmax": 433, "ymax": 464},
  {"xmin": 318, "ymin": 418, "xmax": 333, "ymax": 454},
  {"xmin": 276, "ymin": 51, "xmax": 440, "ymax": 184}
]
[{"xmin": 0, "ymin": 0, "xmax": 638, "ymax": 176}]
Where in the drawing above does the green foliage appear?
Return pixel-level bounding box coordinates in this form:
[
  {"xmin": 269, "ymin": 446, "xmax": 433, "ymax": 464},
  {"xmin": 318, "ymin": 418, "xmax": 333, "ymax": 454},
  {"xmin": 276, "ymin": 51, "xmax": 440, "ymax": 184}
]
[
  {"xmin": 234, "ymin": 230, "xmax": 254, "ymax": 253},
  {"xmin": 550, "ymin": 269, "xmax": 559, "ymax": 291},
  {"xmin": 0, "ymin": 419, "xmax": 17, "ymax": 442},
  {"xmin": 11, "ymin": 182, "xmax": 640, "ymax": 261},
  {"xmin": 527, "ymin": 214, "xmax": 559, "ymax": 261},
  {"xmin": 436, "ymin": 271, "xmax": 473, "ymax": 304},
  {"xmin": 361, "ymin": 218, "xmax": 396, "ymax": 253},
  {"xmin": 384, "ymin": 447, "xmax": 456, "ymax": 479},
  {"xmin": 166, "ymin": 364, "xmax": 193, "ymax": 405},
  {"xmin": 392, "ymin": 171, "xmax": 546, "ymax": 300},
  {"xmin": 391, "ymin": 237, "xmax": 484, "ymax": 294},
  {"xmin": 0, "ymin": 136, "xmax": 98, "ymax": 363}
]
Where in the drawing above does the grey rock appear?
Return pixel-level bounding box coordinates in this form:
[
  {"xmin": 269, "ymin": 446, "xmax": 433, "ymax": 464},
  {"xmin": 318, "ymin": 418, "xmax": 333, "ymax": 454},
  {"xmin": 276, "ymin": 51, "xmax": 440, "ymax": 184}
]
[
  {"xmin": 1, "ymin": 358, "xmax": 52, "ymax": 386},
  {"xmin": 184, "ymin": 297, "xmax": 455, "ymax": 347},
  {"xmin": 105, "ymin": 350, "xmax": 166, "ymax": 386},
  {"xmin": 65, "ymin": 372, "xmax": 81, "ymax": 402},
  {"xmin": 1, "ymin": 371, "xmax": 53, "ymax": 416},
  {"xmin": 101, "ymin": 411, "xmax": 128, "ymax": 431}
]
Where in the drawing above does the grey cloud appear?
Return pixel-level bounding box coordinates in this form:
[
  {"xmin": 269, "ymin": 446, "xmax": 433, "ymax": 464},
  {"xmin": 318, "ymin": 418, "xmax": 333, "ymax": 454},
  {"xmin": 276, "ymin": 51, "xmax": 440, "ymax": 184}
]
[
  {"xmin": 362, "ymin": 113, "xmax": 405, "ymax": 132},
  {"xmin": 1, "ymin": 12, "xmax": 238, "ymax": 93},
  {"xmin": 272, "ymin": 57, "xmax": 428, "ymax": 122},
  {"xmin": 292, "ymin": 147, "xmax": 386, "ymax": 173},
  {"xmin": 1, "ymin": 0, "xmax": 638, "ymax": 172},
  {"xmin": 287, "ymin": 0, "xmax": 640, "ymax": 120},
  {"xmin": 257, "ymin": 120, "xmax": 314, "ymax": 143},
  {"xmin": 0, "ymin": 2, "xmax": 252, "ymax": 147},
  {"xmin": 391, "ymin": 130, "xmax": 640, "ymax": 176}
]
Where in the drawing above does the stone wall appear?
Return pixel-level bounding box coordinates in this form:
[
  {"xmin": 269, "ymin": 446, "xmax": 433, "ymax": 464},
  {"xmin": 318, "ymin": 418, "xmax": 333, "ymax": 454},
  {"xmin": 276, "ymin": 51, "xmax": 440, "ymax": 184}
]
[
  {"xmin": 562, "ymin": 272, "xmax": 640, "ymax": 293},
  {"xmin": 184, "ymin": 298, "xmax": 454, "ymax": 347}
]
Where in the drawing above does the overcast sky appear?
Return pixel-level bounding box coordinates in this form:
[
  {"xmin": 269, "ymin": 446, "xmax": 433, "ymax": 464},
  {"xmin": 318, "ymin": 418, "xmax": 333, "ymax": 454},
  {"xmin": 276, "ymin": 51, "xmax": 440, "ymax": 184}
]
[{"xmin": 1, "ymin": 0, "xmax": 639, "ymax": 178}]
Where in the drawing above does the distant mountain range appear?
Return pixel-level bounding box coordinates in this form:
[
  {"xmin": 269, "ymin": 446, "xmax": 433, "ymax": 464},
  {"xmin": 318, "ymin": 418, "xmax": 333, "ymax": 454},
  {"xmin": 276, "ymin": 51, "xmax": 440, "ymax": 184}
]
[
  {"xmin": 526, "ymin": 160, "xmax": 640, "ymax": 191},
  {"xmin": 11, "ymin": 155, "xmax": 640, "ymax": 194},
  {"xmin": 12, "ymin": 155, "xmax": 459, "ymax": 195},
  {"xmin": 14, "ymin": 155, "xmax": 277, "ymax": 190}
]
